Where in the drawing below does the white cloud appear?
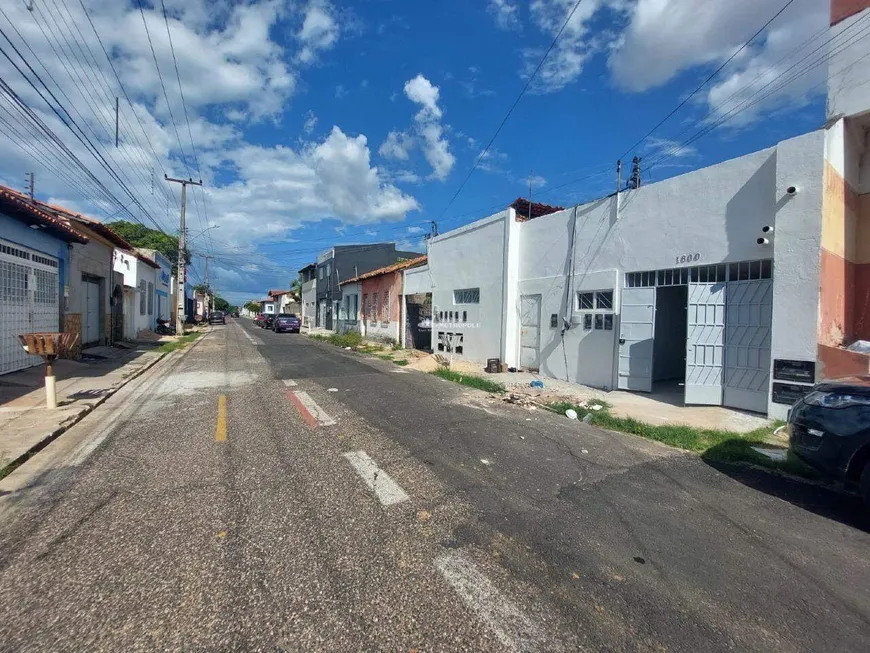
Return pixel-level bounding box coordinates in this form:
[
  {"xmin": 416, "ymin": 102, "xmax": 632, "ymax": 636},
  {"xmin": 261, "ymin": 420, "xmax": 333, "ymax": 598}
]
[
  {"xmin": 379, "ymin": 130, "xmax": 414, "ymax": 160},
  {"xmin": 0, "ymin": 0, "xmax": 420, "ymax": 301},
  {"xmin": 488, "ymin": 0, "xmax": 520, "ymax": 31},
  {"xmin": 526, "ymin": 0, "xmax": 610, "ymax": 93},
  {"xmin": 303, "ymin": 110, "xmax": 318, "ymax": 134},
  {"xmin": 401, "ymin": 74, "xmax": 455, "ymax": 180},
  {"xmin": 476, "ymin": 148, "xmax": 508, "ymax": 174},
  {"xmin": 404, "ymin": 74, "xmax": 443, "ymax": 120},
  {"xmin": 522, "ymin": 174, "xmax": 548, "ymax": 188},
  {"xmin": 335, "ymin": 84, "xmax": 348, "ymax": 99},
  {"xmin": 407, "ymin": 225, "xmax": 424, "ymax": 234},
  {"xmin": 641, "ymin": 137, "xmax": 697, "ymax": 160},
  {"xmin": 296, "ymin": 0, "xmax": 340, "ymax": 64}
]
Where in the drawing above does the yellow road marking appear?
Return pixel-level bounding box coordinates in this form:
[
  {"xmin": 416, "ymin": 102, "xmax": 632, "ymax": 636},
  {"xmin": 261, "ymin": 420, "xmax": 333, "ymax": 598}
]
[{"xmin": 215, "ymin": 394, "xmax": 227, "ymax": 442}]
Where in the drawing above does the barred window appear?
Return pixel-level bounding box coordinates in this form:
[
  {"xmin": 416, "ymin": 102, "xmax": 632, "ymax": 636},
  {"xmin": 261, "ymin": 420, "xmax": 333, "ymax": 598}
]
[
  {"xmin": 382, "ymin": 290, "xmax": 390, "ymax": 324},
  {"xmin": 139, "ymin": 280, "xmax": 146, "ymax": 315},
  {"xmin": 372, "ymin": 292, "xmax": 379, "ymax": 320},
  {"xmin": 147, "ymin": 282, "xmax": 154, "ymax": 315},
  {"xmin": 453, "ymin": 288, "xmax": 480, "ymax": 304}
]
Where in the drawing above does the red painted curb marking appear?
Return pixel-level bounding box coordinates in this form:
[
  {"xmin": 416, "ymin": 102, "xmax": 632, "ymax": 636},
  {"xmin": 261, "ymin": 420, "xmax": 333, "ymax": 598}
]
[{"xmin": 286, "ymin": 389, "xmax": 319, "ymax": 428}]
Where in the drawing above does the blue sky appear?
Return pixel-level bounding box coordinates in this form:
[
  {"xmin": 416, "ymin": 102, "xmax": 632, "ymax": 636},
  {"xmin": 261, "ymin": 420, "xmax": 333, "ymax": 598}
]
[{"xmin": 0, "ymin": 0, "xmax": 830, "ymax": 304}]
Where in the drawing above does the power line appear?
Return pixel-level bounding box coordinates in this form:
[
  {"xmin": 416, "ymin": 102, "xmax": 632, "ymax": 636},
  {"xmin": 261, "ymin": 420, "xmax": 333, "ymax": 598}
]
[
  {"xmin": 159, "ymin": 0, "xmax": 214, "ymax": 258},
  {"xmin": 618, "ymin": 0, "xmax": 799, "ymax": 162},
  {"xmin": 435, "ymin": 0, "xmax": 588, "ymax": 221},
  {"xmin": 75, "ymin": 0, "xmax": 180, "ymax": 212}
]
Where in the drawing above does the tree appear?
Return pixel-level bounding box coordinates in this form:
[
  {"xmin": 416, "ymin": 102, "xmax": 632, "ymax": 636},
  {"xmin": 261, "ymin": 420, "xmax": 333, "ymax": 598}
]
[
  {"xmin": 291, "ymin": 277, "xmax": 302, "ymax": 298},
  {"xmin": 244, "ymin": 301, "xmax": 261, "ymax": 313},
  {"xmin": 192, "ymin": 283, "xmax": 209, "ymax": 294},
  {"xmin": 214, "ymin": 297, "xmax": 231, "ymax": 312},
  {"xmin": 108, "ymin": 221, "xmax": 190, "ymax": 266}
]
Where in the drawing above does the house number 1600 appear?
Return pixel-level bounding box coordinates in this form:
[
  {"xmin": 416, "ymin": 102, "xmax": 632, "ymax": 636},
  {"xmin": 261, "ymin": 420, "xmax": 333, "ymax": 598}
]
[{"xmin": 675, "ymin": 253, "xmax": 700, "ymax": 264}]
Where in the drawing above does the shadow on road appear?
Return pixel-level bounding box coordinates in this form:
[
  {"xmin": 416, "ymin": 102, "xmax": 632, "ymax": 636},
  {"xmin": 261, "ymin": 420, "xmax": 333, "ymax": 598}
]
[{"xmin": 704, "ymin": 459, "xmax": 870, "ymax": 533}]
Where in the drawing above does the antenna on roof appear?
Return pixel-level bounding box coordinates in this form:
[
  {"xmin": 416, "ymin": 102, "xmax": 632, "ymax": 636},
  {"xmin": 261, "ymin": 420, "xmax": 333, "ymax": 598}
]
[{"xmin": 25, "ymin": 172, "xmax": 34, "ymax": 200}]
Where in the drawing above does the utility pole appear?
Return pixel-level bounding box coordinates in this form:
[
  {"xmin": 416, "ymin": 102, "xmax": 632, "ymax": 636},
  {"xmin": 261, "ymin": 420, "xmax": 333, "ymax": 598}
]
[
  {"xmin": 165, "ymin": 175, "xmax": 202, "ymax": 334},
  {"xmin": 202, "ymin": 255, "xmax": 214, "ymax": 315},
  {"xmin": 25, "ymin": 172, "xmax": 34, "ymax": 200},
  {"xmin": 528, "ymin": 171, "xmax": 533, "ymax": 221},
  {"xmin": 630, "ymin": 156, "xmax": 641, "ymax": 189},
  {"xmin": 616, "ymin": 160, "xmax": 622, "ymax": 194}
]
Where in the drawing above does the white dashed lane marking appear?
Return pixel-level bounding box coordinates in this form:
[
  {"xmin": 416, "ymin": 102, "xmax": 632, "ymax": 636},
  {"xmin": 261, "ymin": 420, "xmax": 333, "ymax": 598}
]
[
  {"xmin": 435, "ymin": 550, "xmax": 545, "ymax": 653},
  {"xmin": 342, "ymin": 451, "xmax": 409, "ymax": 507},
  {"xmin": 282, "ymin": 379, "xmax": 298, "ymax": 387}
]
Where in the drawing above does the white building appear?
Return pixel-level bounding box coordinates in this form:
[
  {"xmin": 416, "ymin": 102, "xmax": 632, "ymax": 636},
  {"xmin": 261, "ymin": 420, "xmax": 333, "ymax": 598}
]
[
  {"xmin": 299, "ymin": 264, "xmax": 317, "ymax": 328},
  {"xmin": 113, "ymin": 250, "xmax": 159, "ymax": 339},
  {"xmin": 411, "ymin": 0, "xmax": 870, "ymax": 419}
]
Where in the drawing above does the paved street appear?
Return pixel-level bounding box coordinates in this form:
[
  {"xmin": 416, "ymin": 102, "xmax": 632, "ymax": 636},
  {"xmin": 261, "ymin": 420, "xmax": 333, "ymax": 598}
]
[{"xmin": 1, "ymin": 320, "xmax": 869, "ymax": 652}]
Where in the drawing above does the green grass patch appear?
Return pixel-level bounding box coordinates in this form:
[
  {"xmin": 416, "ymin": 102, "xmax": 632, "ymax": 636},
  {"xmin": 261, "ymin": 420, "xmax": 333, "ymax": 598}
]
[
  {"xmin": 157, "ymin": 332, "xmax": 200, "ymax": 353},
  {"xmin": 546, "ymin": 401, "xmax": 809, "ymax": 477},
  {"xmin": 393, "ymin": 359, "xmax": 409, "ymax": 366},
  {"xmin": 309, "ymin": 331, "xmax": 364, "ymax": 348},
  {"xmin": 375, "ymin": 354, "xmax": 394, "ymax": 361},
  {"xmin": 430, "ymin": 367, "xmax": 506, "ymax": 393}
]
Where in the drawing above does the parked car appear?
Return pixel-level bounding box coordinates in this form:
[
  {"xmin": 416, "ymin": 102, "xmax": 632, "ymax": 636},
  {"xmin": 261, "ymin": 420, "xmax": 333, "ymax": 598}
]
[
  {"xmin": 253, "ymin": 313, "xmax": 264, "ymax": 326},
  {"xmin": 261, "ymin": 314, "xmax": 275, "ymax": 329},
  {"xmin": 788, "ymin": 375, "xmax": 870, "ymax": 507},
  {"xmin": 209, "ymin": 311, "xmax": 226, "ymax": 325},
  {"xmin": 273, "ymin": 314, "xmax": 301, "ymax": 333}
]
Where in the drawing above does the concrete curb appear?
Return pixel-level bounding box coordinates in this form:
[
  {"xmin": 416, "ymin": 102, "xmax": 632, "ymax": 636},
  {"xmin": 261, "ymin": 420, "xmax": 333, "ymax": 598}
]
[{"xmin": 0, "ymin": 332, "xmax": 208, "ymax": 479}]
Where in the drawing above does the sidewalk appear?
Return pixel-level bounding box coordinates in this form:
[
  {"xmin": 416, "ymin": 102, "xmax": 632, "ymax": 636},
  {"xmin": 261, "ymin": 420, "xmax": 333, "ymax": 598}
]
[{"xmin": 0, "ymin": 345, "xmax": 165, "ymax": 473}]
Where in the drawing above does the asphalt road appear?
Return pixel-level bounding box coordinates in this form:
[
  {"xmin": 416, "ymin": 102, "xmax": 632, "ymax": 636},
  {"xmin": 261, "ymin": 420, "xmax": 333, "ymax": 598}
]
[{"xmin": 1, "ymin": 320, "xmax": 868, "ymax": 652}]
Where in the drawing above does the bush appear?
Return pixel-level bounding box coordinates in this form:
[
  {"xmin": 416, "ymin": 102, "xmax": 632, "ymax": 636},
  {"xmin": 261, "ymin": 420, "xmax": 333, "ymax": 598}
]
[{"xmin": 310, "ymin": 331, "xmax": 363, "ymax": 348}]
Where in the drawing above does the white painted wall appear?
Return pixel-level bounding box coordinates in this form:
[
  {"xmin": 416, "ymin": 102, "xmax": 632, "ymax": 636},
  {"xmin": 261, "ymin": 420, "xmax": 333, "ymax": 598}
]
[
  {"xmin": 338, "ymin": 281, "xmax": 361, "ymax": 334},
  {"xmin": 301, "ymin": 278, "xmax": 316, "ymax": 326},
  {"xmin": 426, "ymin": 212, "xmax": 508, "ymax": 364},
  {"xmin": 766, "ymin": 130, "xmax": 827, "ymax": 419},
  {"xmin": 827, "ymin": 7, "xmax": 870, "ymax": 121},
  {"xmin": 518, "ymin": 144, "xmax": 784, "ymax": 390},
  {"xmin": 113, "ymin": 250, "xmax": 158, "ymax": 338}
]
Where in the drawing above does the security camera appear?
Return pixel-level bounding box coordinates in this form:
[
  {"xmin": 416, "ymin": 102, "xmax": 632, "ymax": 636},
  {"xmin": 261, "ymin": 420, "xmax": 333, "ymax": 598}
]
[
  {"xmin": 761, "ymin": 225, "xmax": 773, "ymax": 233},
  {"xmin": 756, "ymin": 237, "xmax": 770, "ymax": 246},
  {"xmin": 786, "ymin": 185, "xmax": 798, "ymax": 195}
]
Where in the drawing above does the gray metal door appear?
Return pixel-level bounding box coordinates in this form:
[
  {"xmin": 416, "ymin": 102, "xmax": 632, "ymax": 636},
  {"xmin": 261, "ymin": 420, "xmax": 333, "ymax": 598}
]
[
  {"xmin": 685, "ymin": 282, "xmax": 725, "ymax": 405},
  {"xmin": 724, "ymin": 279, "xmax": 772, "ymax": 413},
  {"xmin": 618, "ymin": 287, "xmax": 655, "ymax": 392},
  {"xmin": 519, "ymin": 294, "xmax": 541, "ymax": 370},
  {"xmin": 83, "ymin": 279, "xmax": 101, "ymax": 346}
]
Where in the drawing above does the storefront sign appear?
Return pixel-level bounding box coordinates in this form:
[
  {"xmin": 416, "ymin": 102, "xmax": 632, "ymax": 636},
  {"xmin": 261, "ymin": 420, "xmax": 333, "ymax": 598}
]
[
  {"xmin": 773, "ymin": 359, "xmax": 815, "ymax": 383},
  {"xmin": 771, "ymin": 382, "xmax": 812, "ymax": 405}
]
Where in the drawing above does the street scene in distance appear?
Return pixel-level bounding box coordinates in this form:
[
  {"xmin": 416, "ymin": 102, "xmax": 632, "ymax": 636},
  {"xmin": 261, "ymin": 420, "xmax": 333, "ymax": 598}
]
[{"xmin": 1, "ymin": 0, "xmax": 869, "ymax": 651}]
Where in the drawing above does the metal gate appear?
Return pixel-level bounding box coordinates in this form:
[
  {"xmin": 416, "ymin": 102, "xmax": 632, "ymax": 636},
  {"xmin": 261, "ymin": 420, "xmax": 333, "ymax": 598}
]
[
  {"xmin": 0, "ymin": 239, "xmax": 59, "ymax": 375},
  {"xmin": 519, "ymin": 294, "xmax": 541, "ymax": 370},
  {"xmin": 83, "ymin": 278, "xmax": 101, "ymax": 347},
  {"xmin": 618, "ymin": 287, "xmax": 655, "ymax": 391},
  {"xmin": 685, "ymin": 282, "xmax": 726, "ymax": 405},
  {"xmin": 724, "ymin": 279, "xmax": 772, "ymax": 413}
]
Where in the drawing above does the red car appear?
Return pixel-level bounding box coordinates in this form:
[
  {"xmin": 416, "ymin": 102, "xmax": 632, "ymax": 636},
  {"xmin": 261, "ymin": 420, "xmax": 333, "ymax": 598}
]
[{"xmin": 254, "ymin": 313, "xmax": 266, "ymax": 327}]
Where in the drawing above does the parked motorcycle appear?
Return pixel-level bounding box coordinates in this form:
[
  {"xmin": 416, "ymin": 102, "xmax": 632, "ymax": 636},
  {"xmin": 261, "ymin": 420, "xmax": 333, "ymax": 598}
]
[{"xmin": 156, "ymin": 319, "xmax": 176, "ymax": 335}]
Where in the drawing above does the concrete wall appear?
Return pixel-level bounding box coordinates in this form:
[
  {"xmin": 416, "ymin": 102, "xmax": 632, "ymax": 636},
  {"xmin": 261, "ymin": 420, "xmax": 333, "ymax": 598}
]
[
  {"xmin": 360, "ymin": 272, "xmax": 402, "ymax": 342},
  {"xmin": 337, "ymin": 281, "xmax": 361, "ymax": 334},
  {"xmin": 67, "ymin": 235, "xmax": 114, "ymax": 350},
  {"xmin": 518, "ymin": 142, "xmax": 785, "ymax": 389},
  {"xmin": 301, "ymin": 279, "xmax": 316, "ymax": 326},
  {"xmin": 428, "ymin": 212, "xmax": 508, "ymax": 363},
  {"xmin": 827, "ymin": 3, "xmax": 870, "ymax": 120}
]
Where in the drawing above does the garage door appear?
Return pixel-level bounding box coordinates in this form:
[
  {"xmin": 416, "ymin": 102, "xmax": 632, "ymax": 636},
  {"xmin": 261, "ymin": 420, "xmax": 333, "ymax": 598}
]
[
  {"xmin": 724, "ymin": 279, "xmax": 772, "ymax": 414},
  {"xmin": 0, "ymin": 239, "xmax": 59, "ymax": 375}
]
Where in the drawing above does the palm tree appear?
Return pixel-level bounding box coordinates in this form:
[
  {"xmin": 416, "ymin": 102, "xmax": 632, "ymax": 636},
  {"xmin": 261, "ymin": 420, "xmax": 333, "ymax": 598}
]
[{"xmin": 290, "ymin": 277, "xmax": 302, "ymax": 302}]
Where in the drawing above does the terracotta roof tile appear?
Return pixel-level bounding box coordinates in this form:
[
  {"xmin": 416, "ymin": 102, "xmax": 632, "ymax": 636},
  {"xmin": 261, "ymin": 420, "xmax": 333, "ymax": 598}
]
[
  {"xmin": 0, "ymin": 185, "xmax": 88, "ymax": 243},
  {"xmin": 510, "ymin": 197, "xmax": 565, "ymax": 221},
  {"xmin": 339, "ymin": 255, "xmax": 427, "ymax": 285}
]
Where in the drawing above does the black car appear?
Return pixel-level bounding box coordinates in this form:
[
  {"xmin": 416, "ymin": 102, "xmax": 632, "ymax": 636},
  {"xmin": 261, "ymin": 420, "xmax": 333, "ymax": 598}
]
[
  {"xmin": 272, "ymin": 314, "xmax": 301, "ymax": 333},
  {"xmin": 261, "ymin": 314, "xmax": 275, "ymax": 329},
  {"xmin": 788, "ymin": 375, "xmax": 870, "ymax": 507},
  {"xmin": 208, "ymin": 311, "xmax": 226, "ymax": 325}
]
